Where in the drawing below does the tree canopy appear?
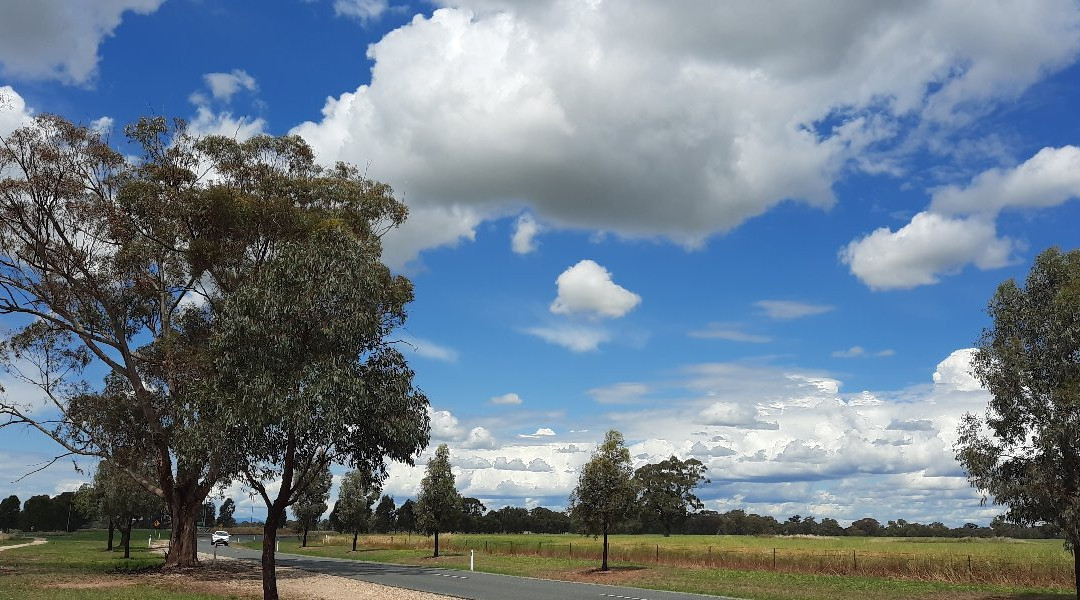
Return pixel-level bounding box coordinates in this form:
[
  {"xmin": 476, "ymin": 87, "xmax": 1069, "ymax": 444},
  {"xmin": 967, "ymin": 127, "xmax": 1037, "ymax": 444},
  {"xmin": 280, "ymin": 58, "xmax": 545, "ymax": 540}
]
[
  {"xmin": 335, "ymin": 469, "xmax": 382, "ymax": 551},
  {"xmin": 634, "ymin": 455, "xmax": 709, "ymax": 536},
  {"xmin": 955, "ymin": 246, "xmax": 1080, "ymax": 598}
]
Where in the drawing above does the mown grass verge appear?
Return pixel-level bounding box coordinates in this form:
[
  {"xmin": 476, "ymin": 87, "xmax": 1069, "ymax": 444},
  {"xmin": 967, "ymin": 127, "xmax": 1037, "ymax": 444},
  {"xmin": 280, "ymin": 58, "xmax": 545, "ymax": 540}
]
[{"xmin": 0, "ymin": 530, "xmax": 238, "ymax": 599}]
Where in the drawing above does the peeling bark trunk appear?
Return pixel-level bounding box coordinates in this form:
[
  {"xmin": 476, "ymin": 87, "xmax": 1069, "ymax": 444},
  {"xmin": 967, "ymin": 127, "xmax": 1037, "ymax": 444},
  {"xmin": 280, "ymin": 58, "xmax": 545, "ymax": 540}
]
[
  {"xmin": 433, "ymin": 529, "xmax": 439, "ymax": 558},
  {"xmin": 163, "ymin": 498, "xmax": 201, "ymax": 569},
  {"xmin": 302, "ymin": 525, "xmax": 309, "ymax": 548},
  {"xmin": 120, "ymin": 519, "xmax": 132, "ymax": 559},
  {"xmin": 352, "ymin": 531, "xmax": 358, "ymax": 552},
  {"xmin": 106, "ymin": 519, "xmax": 114, "ymax": 551}
]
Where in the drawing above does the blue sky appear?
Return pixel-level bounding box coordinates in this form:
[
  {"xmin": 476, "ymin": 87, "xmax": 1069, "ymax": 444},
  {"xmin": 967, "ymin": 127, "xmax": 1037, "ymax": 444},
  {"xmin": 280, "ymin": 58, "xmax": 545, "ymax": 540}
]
[{"xmin": 2, "ymin": 0, "xmax": 1080, "ymax": 527}]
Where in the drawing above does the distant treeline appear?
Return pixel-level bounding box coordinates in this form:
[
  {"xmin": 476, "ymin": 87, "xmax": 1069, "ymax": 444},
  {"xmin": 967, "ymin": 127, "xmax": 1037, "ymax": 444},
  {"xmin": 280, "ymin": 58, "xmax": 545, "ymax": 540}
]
[
  {"xmin": 321, "ymin": 496, "xmax": 1060, "ymax": 539},
  {"xmin": 0, "ymin": 493, "xmax": 89, "ymax": 533}
]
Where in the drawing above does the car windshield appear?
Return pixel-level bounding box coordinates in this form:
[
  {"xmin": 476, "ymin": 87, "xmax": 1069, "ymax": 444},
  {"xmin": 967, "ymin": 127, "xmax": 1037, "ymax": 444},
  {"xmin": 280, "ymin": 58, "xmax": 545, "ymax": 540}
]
[{"xmin": 215, "ymin": 531, "xmax": 227, "ymax": 535}]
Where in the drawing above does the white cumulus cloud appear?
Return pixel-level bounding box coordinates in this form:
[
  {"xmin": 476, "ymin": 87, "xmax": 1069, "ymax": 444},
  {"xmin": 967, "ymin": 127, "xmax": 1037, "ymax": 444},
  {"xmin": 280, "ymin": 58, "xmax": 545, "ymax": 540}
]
[
  {"xmin": 550, "ymin": 260, "xmax": 641, "ymax": 319},
  {"xmin": 0, "ymin": 0, "xmax": 164, "ymax": 85},
  {"xmin": 490, "ymin": 393, "xmax": 522, "ymax": 405},
  {"xmin": 931, "ymin": 146, "xmax": 1080, "ymax": 216},
  {"xmin": 933, "ymin": 348, "xmax": 984, "ymax": 392},
  {"xmin": 334, "ymin": 0, "xmax": 390, "ymax": 24},
  {"xmin": 841, "ymin": 212, "xmax": 1017, "ymax": 290},
  {"xmin": 290, "ymin": 1, "xmax": 1080, "ymax": 265},
  {"xmin": 202, "ymin": 69, "xmax": 258, "ymax": 103},
  {"xmin": 511, "ymin": 213, "xmax": 541, "ymax": 254}
]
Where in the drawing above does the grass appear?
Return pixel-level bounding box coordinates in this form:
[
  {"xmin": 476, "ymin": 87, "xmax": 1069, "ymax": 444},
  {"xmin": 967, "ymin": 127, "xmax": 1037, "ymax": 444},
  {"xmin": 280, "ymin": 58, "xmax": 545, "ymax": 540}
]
[
  {"xmin": 244, "ymin": 533, "xmax": 1076, "ymax": 600},
  {"xmin": 0, "ymin": 529, "xmax": 242, "ymax": 599}
]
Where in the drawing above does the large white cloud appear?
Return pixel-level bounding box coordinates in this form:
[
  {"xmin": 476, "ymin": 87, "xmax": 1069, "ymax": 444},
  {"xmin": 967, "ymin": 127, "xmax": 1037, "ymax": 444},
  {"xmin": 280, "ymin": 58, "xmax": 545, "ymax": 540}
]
[
  {"xmin": 549, "ymin": 260, "xmax": 641, "ymax": 319},
  {"xmin": 840, "ymin": 212, "xmax": 1017, "ymax": 290},
  {"xmin": 291, "ymin": 0, "xmax": 1080, "ymax": 265},
  {"xmin": 0, "ymin": 0, "xmax": 164, "ymax": 85},
  {"xmin": 0, "ymin": 86, "xmax": 33, "ymax": 136}
]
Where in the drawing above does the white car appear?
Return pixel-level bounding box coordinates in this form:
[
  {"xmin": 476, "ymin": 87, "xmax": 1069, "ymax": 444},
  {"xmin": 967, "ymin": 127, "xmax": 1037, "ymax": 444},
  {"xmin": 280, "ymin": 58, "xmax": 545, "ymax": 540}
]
[{"xmin": 211, "ymin": 531, "xmax": 230, "ymax": 546}]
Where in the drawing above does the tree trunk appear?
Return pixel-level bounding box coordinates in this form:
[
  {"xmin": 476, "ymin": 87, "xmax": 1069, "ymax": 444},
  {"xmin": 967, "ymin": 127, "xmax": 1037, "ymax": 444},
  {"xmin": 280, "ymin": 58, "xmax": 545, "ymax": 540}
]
[
  {"xmin": 163, "ymin": 498, "xmax": 201, "ymax": 569},
  {"xmin": 433, "ymin": 529, "xmax": 439, "ymax": 558},
  {"xmin": 352, "ymin": 531, "xmax": 358, "ymax": 552},
  {"xmin": 1073, "ymin": 549, "xmax": 1079, "ymax": 600},
  {"xmin": 602, "ymin": 523, "xmax": 609, "ymax": 571},
  {"xmin": 121, "ymin": 519, "xmax": 132, "ymax": 559},
  {"xmin": 106, "ymin": 519, "xmax": 115, "ymax": 551},
  {"xmin": 261, "ymin": 513, "xmax": 281, "ymax": 600},
  {"xmin": 302, "ymin": 525, "xmax": 309, "ymax": 548}
]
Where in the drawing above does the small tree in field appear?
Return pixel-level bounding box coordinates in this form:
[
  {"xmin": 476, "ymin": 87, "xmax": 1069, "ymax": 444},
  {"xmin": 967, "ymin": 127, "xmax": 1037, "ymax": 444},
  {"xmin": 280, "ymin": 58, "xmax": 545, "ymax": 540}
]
[
  {"xmin": 415, "ymin": 444, "xmax": 461, "ymax": 557},
  {"xmin": 291, "ymin": 465, "xmax": 331, "ymax": 548},
  {"xmin": 569, "ymin": 429, "xmax": 637, "ymax": 571},
  {"xmin": 956, "ymin": 247, "xmax": 1080, "ymax": 599},
  {"xmin": 335, "ymin": 469, "xmax": 381, "ymax": 551},
  {"xmin": 76, "ymin": 460, "xmax": 163, "ymax": 558},
  {"xmin": 373, "ymin": 495, "xmax": 396, "ymax": 533}
]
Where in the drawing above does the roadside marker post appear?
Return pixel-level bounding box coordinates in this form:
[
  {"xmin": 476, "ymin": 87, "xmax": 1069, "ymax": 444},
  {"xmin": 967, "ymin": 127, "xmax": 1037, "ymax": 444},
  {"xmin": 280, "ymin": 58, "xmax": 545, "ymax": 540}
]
[
  {"xmin": 470, "ymin": 549, "xmax": 474, "ymax": 571},
  {"xmin": 148, "ymin": 536, "xmax": 152, "ymax": 548}
]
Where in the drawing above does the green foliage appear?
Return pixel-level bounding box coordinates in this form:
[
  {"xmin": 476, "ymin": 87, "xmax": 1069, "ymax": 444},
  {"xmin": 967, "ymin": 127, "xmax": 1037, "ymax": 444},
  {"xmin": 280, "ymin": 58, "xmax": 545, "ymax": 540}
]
[
  {"xmin": 395, "ymin": 499, "xmax": 417, "ymax": 533},
  {"xmin": 335, "ymin": 470, "xmax": 381, "ymax": 536},
  {"xmin": 373, "ymin": 495, "xmax": 396, "ymax": 533},
  {"xmin": 956, "ymin": 248, "xmax": 1080, "ymax": 551},
  {"xmin": 569, "ymin": 429, "xmax": 638, "ymax": 538},
  {"xmin": 0, "ymin": 495, "xmax": 19, "ymax": 532},
  {"xmin": 416, "ymin": 444, "xmax": 462, "ymax": 555},
  {"xmin": 217, "ymin": 498, "xmax": 236, "ymax": 528},
  {"xmin": 634, "ymin": 455, "xmax": 709, "ymax": 536},
  {"xmin": 291, "ymin": 464, "xmax": 332, "ymax": 542}
]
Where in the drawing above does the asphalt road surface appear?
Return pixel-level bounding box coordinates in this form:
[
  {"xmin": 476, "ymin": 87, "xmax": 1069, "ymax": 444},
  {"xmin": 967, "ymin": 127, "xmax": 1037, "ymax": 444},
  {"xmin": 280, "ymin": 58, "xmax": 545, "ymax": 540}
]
[{"xmin": 199, "ymin": 537, "xmax": 738, "ymax": 600}]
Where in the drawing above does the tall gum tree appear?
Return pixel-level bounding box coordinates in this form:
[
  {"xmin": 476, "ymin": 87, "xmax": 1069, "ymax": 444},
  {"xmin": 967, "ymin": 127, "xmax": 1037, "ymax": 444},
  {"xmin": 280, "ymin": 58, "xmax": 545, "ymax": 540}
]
[
  {"xmin": 0, "ymin": 115, "xmax": 429, "ymax": 578},
  {"xmin": 955, "ymin": 247, "xmax": 1080, "ymax": 599},
  {"xmin": 416, "ymin": 444, "xmax": 461, "ymax": 558}
]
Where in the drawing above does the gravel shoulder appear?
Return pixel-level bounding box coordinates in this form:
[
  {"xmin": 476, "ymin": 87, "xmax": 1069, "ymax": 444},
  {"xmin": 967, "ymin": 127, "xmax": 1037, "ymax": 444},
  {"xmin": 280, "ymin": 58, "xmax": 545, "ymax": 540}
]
[{"xmin": 190, "ymin": 550, "xmax": 461, "ymax": 600}]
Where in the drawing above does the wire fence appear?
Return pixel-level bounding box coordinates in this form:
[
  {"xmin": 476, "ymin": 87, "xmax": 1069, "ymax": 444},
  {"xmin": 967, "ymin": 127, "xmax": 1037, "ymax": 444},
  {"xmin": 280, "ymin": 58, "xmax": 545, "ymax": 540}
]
[{"xmin": 306, "ymin": 534, "xmax": 1074, "ymax": 587}]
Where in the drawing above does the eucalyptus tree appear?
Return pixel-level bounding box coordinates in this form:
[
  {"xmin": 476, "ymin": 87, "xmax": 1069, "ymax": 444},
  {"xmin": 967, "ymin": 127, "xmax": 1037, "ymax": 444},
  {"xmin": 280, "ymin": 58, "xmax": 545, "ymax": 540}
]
[
  {"xmin": 335, "ymin": 469, "xmax": 382, "ymax": 551},
  {"xmin": 290, "ymin": 465, "xmax": 331, "ymax": 548},
  {"xmin": 76, "ymin": 460, "xmax": 163, "ymax": 557},
  {"xmin": 569, "ymin": 429, "xmax": 637, "ymax": 571},
  {"xmin": 218, "ymin": 498, "xmax": 236, "ymax": 528},
  {"xmin": 634, "ymin": 455, "xmax": 709, "ymax": 536},
  {"xmin": 0, "ymin": 495, "xmax": 19, "ymax": 532},
  {"xmin": 373, "ymin": 495, "xmax": 396, "ymax": 533},
  {"xmin": 956, "ymin": 247, "xmax": 1080, "ymax": 599},
  {"xmin": 0, "ymin": 114, "xmax": 430, "ymax": 579},
  {"xmin": 416, "ymin": 444, "xmax": 462, "ymax": 557}
]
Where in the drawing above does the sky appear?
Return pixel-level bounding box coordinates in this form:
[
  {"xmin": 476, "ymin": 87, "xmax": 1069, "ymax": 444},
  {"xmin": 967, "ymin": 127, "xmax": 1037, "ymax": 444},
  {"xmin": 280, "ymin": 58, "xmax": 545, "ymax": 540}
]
[{"xmin": 2, "ymin": 0, "xmax": 1080, "ymax": 527}]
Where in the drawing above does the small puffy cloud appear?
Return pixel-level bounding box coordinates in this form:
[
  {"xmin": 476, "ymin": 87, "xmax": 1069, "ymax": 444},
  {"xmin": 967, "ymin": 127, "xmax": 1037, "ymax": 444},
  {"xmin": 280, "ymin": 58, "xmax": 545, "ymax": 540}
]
[
  {"xmin": 933, "ymin": 348, "xmax": 983, "ymax": 392},
  {"xmin": 887, "ymin": 419, "xmax": 937, "ymax": 432},
  {"xmin": 689, "ymin": 324, "xmax": 771, "ymax": 343},
  {"xmin": 588, "ymin": 382, "xmax": 649, "ymax": 405},
  {"xmin": 333, "ymin": 0, "xmax": 389, "ymax": 24},
  {"xmin": 518, "ymin": 427, "xmax": 556, "ymax": 439},
  {"xmin": 549, "ymin": 260, "xmax": 641, "ymax": 319},
  {"xmin": 428, "ymin": 407, "xmax": 464, "ymax": 440},
  {"xmin": 832, "ymin": 346, "xmax": 866, "ymax": 358},
  {"xmin": 202, "ymin": 69, "xmax": 258, "ymax": 103},
  {"xmin": 840, "ymin": 212, "xmax": 1016, "ymax": 290},
  {"xmin": 876, "ymin": 349, "xmax": 896, "ymax": 357},
  {"xmin": 0, "ymin": 0, "xmax": 164, "ymax": 85},
  {"xmin": 456, "ymin": 455, "xmax": 493, "ymax": 469},
  {"xmin": 755, "ymin": 300, "xmax": 834, "ymax": 320},
  {"xmin": 490, "ymin": 393, "xmax": 522, "ymax": 405},
  {"xmin": 931, "ymin": 146, "xmax": 1080, "ymax": 216},
  {"xmin": 524, "ymin": 324, "xmax": 609, "ymax": 352},
  {"xmin": 690, "ymin": 441, "xmax": 736, "ymax": 458},
  {"xmin": 511, "ymin": 213, "xmax": 541, "ymax": 254},
  {"xmin": 461, "ymin": 426, "xmax": 496, "ymax": 449},
  {"xmin": 698, "ymin": 402, "xmax": 778, "ymax": 430},
  {"xmin": 399, "ymin": 336, "xmax": 459, "ymax": 363}
]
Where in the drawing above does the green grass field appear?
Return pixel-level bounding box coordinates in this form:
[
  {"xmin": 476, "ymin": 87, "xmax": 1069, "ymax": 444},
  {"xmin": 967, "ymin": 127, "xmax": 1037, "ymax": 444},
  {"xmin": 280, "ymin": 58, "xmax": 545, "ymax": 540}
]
[
  {"xmin": 0, "ymin": 529, "xmax": 230, "ymax": 599},
  {"xmin": 243, "ymin": 532, "xmax": 1075, "ymax": 600}
]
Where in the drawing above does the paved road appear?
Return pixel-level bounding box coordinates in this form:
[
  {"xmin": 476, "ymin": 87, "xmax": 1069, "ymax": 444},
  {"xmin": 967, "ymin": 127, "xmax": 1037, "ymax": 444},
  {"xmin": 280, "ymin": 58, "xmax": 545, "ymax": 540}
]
[{"xmin": 200, "ymin": 538, "xmax": 737, "ymax": 600}]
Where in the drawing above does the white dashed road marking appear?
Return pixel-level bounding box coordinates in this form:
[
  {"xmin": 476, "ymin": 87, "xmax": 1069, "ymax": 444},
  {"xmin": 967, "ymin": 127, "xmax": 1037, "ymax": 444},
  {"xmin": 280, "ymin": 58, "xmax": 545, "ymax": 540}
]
[
  {"xmin": 429, "ymin": 572, "xmax": 469, "ymax": 579},
  {"xmin": 600, "ymin": 594, "xmax": 650, "ymax": 600}
]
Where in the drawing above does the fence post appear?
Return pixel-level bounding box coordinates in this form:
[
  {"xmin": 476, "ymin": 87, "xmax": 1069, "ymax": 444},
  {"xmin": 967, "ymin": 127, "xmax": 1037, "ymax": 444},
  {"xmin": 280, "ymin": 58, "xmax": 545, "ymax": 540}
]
[
  {"xmin": 569, "ymin": 542, "xmax": 572, "ymax": 558},
  {"xmin": 484, "ymin": 540, "xmax": 488, "ymax": 553},
  {"xmin": 968, "ymin": 555, "xmax": 972, "ymax": 581},
  {"xmin": 773, "ymin": 548, "xmax": 776, "ymax": 570},
  {"xmin": 853, "ymin": 549, "xmax": 856, "ymax": 571},
  {"xmin": 656, "ymin": 544, "xmax": 659, "ymax": 563},
  {"xmin": 708, "ymin": 545, "xmax": 712, "ymax": 566},
  {"xmin": 538, "ymin": 541, "xmax": 541, "ymax": 555},
  {"xmin": 510, "ymin": 541, "xmax": 513, "ymax": 554}
]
